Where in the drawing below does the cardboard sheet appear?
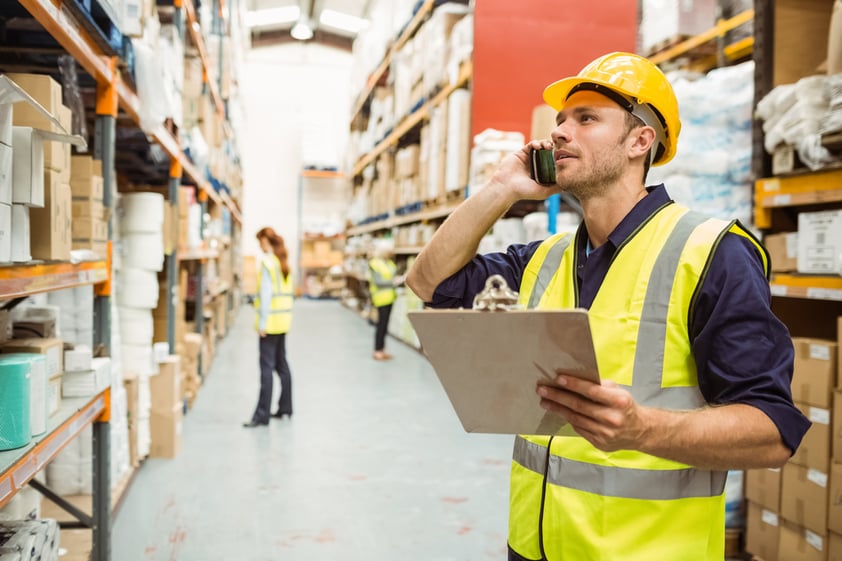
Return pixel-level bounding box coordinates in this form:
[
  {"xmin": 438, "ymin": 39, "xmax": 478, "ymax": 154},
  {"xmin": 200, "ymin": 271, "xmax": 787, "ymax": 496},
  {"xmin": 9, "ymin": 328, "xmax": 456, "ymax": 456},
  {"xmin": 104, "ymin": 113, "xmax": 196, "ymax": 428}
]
[{"xmin": 408, "ymin": 308, "xmax": 599, "ymax": 435}]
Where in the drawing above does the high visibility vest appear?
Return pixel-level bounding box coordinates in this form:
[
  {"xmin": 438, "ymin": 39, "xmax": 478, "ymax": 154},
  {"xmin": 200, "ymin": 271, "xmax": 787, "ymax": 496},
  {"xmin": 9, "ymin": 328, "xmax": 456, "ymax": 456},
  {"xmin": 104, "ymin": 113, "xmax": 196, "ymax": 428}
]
[
  {"xmin": 254, "ymin": 254, "xmax": 293, "ymax": 334},
  {"xmin": 368, "ymin": 258, "xmax": 397, "ymax": 308},
  {"xmin": 508, "ymin": 203, "xmax": 769, "ymax": 561}
]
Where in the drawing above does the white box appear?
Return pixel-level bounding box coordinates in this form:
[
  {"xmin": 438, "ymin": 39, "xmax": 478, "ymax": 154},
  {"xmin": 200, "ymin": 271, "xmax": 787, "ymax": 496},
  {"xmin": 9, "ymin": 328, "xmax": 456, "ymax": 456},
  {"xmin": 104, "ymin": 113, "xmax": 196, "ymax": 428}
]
[
  {"xmin": 64, "ymin": 346, "xmax": 93, "ymax": 372},
  {"xmin": 62, "ymin": 356, "xmax": 111, "ymax": 397},
  {"xmin": 0, "ymin": 142, "xmax": 12, "ymax": 205},
  {"xmin": 11, "ymin": 126, "xmax": 45, "ymax": 207},
  {"xmin": 0, "ymin": 104, "xmax": 11, "ymax": 146},
  {"xmin": 0, "ymin": 202, "xmax": 10, "ymax": 263},
  {"xmin": 798, "ymin": 210, "xmax": 842, "ymax": 274},
  {"xmin": 10, "ymin": 203, "xmax": 30, "ymax": 262}
]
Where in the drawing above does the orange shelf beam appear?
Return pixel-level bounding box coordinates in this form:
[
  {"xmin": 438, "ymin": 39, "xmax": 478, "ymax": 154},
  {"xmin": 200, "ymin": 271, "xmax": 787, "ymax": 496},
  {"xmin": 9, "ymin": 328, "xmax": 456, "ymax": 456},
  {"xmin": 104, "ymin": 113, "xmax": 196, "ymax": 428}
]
[
  {"xmin": 0, "ymin": 260, "xmax": 109, "ymax": 300},
  {"xmin": 770, "ymin": 274, "xmax": 842, "ymax": 301},
  {"xmin": 0, "ymin": 391, "xmax": 108, "ymax": 510},
  {"xmin": 649, "ymin": 9, "xmax": 755, "ymax": 65}
]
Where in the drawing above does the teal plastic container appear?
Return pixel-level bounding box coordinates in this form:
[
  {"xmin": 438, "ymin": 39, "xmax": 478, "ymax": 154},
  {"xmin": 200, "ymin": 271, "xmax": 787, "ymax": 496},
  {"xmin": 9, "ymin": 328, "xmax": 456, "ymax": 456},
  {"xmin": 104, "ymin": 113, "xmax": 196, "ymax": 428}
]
[
  {"xmin": 2, "ymin": 353, "xmax": 48, "ymax": 436},
  {"xmin": 0, "ymin": 355, "xmax": 33, "ymax": 451}
]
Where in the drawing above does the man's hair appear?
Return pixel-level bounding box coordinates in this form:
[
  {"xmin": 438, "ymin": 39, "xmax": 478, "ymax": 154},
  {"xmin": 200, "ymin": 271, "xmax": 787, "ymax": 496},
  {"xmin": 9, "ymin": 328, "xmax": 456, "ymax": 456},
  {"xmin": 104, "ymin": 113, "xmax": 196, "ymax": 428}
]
[{"xmin": 623, "ymin": 111, "xmax": 651, "ymax": 183}]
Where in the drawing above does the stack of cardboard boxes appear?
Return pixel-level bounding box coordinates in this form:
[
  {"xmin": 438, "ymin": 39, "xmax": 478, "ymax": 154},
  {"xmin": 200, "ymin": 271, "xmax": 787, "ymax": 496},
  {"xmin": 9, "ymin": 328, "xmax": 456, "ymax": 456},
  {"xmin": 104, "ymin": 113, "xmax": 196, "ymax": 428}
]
[
  {"xmin": 69, "ymin": 155, "xmax": 106, "ymax": 258},
  {"xmin": 745, "ymin": 325, "xmax": 842, "ymax": 561}
]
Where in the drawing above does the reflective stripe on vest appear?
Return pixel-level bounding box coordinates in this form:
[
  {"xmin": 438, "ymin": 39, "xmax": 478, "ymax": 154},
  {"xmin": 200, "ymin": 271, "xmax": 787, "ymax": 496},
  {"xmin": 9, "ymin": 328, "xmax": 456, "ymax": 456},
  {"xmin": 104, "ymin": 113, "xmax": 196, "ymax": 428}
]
[{"xmin": 513, "ymin": 436, "xmax": 727, "ymax": 500}]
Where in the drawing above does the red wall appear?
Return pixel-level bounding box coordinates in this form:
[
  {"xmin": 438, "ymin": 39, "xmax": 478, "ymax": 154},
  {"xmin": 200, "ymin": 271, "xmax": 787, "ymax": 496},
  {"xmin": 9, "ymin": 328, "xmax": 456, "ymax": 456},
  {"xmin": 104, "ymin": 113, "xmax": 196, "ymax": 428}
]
[{"xmin": 472, "ymin": 0, "xmax": 638, "ymax": 140}]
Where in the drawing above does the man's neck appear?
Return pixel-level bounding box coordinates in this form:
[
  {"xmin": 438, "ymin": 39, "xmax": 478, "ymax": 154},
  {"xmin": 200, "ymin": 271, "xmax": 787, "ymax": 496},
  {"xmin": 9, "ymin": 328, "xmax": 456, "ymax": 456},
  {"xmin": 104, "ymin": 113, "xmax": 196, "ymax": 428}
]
[{"xmin": 580, "ymin": 180, "xmax": 648, "ymax": 249}]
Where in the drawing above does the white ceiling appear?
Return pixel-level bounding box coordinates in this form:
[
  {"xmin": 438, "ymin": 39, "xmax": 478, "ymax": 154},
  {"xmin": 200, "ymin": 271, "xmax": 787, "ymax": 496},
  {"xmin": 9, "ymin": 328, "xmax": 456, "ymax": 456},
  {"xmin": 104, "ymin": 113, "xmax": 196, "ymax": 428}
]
[{"xmin": 245, "ymin": 0, "xmax": 370, "ymax": 43}]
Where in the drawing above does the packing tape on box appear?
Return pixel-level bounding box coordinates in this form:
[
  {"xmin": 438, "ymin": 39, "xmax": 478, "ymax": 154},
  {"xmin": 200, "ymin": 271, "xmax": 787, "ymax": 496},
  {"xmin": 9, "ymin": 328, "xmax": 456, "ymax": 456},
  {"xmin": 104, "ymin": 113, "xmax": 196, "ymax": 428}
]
[
  {"xmin": 119, "ymin": 192, "xmax": 165, "ymax": 233},
  {"xmin": 0, "ymin": 356, "xmax": 31, "ymax": 450}
]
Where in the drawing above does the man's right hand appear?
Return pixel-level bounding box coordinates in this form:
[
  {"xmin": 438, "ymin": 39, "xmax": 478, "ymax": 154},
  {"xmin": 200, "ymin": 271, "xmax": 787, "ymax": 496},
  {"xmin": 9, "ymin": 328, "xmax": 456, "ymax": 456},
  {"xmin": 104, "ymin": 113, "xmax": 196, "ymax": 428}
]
[{"xmin": 488, "ymin": 139, "xmax": 563, "ymax": 203}]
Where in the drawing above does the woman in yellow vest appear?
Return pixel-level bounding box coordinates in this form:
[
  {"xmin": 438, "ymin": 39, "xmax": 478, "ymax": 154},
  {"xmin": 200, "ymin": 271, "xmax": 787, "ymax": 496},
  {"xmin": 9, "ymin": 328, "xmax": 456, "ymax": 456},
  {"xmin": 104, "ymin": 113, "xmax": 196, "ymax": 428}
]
[
  {"xmin": 368, "ymin": 242, "xmax": 401, "ymax": 360},
  {"xmin": 244, "ymin": 227, "xmax": 294, "ymax": 427},
  {"xmin": 407, "ymin": 53, "xmax": 810, "ymax": 560}
]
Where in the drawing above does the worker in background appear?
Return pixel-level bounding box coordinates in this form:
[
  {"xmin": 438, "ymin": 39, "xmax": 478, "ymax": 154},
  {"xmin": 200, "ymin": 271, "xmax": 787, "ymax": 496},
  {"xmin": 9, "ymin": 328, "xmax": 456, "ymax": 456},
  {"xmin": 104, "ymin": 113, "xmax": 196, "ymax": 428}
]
[
  {"xmin": 368, "ymin": 241, "xmax": 403, "ymax": 360},
  {"xmin": 406, "ymin": 52, "xmax": 810, "ymax": 561},
  {"xmin": 244, "ymin": 227, "xmax": 294, "ymax": 427}
]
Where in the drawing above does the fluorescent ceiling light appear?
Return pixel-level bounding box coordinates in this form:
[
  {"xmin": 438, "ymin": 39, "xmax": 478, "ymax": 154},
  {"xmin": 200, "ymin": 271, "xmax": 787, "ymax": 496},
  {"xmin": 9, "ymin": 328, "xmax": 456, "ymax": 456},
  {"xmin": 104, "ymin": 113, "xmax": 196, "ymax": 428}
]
[
  {"xmin": 319, "ymin": 8, "xmax": 368, "ymax": 34},
  {"xmin": 245, "ymin": 5, "xmax": 300, "ymax": 28},
  {"xmin": 291, "ymin": 20, "xmax": 314, "ymax": 40}
]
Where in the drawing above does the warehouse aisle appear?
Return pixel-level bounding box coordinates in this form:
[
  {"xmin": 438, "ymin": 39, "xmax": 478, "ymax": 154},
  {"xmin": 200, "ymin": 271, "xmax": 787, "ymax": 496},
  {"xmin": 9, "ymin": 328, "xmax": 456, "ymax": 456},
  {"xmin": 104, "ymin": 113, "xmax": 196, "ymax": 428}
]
[{"xmin": 112, "ymin": 299, "xmax": 512, "ymax": 561}]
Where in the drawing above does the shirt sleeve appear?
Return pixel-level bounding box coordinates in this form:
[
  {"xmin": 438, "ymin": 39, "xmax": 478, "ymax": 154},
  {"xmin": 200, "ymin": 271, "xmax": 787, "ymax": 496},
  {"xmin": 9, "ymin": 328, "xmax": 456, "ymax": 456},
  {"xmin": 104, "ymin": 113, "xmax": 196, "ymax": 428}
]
[
  {"xmin": 690, "ymin": 232, "xmax": 811, "ymax": 454},
  {"xmin": 258, "ymin": 264, "xmax": 273, "ymax": 331},
  {"xmin": 428, "ymin": 241, "xmax": 543, "ymax": 309}
]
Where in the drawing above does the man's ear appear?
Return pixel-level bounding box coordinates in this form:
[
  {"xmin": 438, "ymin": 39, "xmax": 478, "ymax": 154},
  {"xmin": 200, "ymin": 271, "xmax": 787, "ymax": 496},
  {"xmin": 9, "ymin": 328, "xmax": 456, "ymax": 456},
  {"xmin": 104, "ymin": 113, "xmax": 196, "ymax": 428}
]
[{"xmin": 628, "ymin": 126, "xmax": 656, "ymax": 160}]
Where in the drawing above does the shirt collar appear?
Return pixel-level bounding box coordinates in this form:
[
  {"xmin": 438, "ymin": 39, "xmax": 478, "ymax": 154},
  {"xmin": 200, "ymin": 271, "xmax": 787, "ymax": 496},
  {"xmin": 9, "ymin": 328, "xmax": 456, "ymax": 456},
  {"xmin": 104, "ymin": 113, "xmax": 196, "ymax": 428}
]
[{"xmin": 578, "ymin": 184, "xmax": 673, "ymax": 250}]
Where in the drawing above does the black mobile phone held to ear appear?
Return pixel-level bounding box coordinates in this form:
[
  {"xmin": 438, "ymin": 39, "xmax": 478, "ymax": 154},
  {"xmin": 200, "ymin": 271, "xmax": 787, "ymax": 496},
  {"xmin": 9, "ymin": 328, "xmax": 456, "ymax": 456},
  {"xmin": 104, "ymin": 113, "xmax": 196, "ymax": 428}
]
[{"xmin": 530, "ymin": 149, "xmax": 556, "ymax": 186}]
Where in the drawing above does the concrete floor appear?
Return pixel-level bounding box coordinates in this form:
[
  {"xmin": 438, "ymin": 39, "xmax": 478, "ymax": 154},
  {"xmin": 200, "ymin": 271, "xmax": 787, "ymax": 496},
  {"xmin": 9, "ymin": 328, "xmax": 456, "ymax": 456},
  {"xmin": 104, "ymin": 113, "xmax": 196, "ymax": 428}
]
[{"xmin": 112, "ymin": 300, "xmax": 513, "ymax": 561}]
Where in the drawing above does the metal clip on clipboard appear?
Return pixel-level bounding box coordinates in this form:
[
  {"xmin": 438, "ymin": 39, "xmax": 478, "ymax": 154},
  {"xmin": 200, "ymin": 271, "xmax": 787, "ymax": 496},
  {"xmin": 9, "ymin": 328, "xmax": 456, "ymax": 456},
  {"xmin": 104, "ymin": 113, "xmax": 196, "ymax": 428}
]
[{"xmin": 472, "ymin": 275, "xmax": 523, "ymax": 311}]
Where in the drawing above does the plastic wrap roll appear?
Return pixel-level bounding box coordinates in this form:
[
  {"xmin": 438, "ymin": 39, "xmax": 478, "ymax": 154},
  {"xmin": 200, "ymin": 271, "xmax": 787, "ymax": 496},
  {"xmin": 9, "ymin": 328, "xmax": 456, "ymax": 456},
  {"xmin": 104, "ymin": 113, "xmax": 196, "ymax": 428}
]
[
  {"xmin": 119, "ymin": 192, "xmax": 165, "ymax": 233},
  {"xmin": 119, "ymin": 233, "xmax": 164, "ymax": 272},
  {"xmin": 115, "ymin": 268, "xmax": 159, "ymax": 309},
  {"xmin": 0, "ymin": 356, "xmax": 31, "ymax": 451},
  {"xmin": 117, "ymin": 307, "xmax": 154, "ymax": 345}
]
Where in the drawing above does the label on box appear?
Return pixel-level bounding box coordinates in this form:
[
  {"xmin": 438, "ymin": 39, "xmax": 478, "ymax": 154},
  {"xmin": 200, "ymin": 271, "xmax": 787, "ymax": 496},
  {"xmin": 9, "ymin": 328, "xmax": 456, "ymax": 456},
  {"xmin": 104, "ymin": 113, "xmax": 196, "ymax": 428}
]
[
  {"xmin": 761, "ymin": 510, "xmax": 779, "ymax": 526},
  {"xmin": 761, "ymin": 178, "xmax": 781, "ymax": 192},
  {"xmin": 810, "ymin": 344, "xmax": 831, "ymax": 360},
  {"xmin": 806, "ymin": 530, "xmax": 824, "ymax": 551},
  {"xmin": 770, "ymin": 284, "xmax": 788, "ymax": 297},
  {"xmin": 806, "ymin": 288, "xmax": 842, "ymax": 300},
  {"xmin": 808, "ymin": 469, "xmax": 828, "ymax": 487},
  {"xmin": 773, "ymin": 194, "xmax": 792, "ymax": 206},
  {"xmin": 809, "ymin": 407, "xmax": 831, "ymax": 424}
]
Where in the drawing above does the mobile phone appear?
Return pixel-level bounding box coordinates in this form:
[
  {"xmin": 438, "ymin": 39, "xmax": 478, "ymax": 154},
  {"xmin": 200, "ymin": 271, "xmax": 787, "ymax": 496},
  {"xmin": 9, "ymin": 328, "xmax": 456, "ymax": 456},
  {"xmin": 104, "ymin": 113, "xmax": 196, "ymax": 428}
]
[{"xmin": 530, "ymin": 148, "xmax": 556, "ymax": 186}]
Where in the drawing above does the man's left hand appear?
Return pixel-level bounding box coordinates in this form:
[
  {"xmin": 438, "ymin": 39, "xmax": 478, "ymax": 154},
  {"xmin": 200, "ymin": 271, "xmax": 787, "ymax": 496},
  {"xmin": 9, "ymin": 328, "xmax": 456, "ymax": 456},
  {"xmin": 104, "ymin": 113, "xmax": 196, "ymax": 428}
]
[{"xmin": 536, "ymin": 375, "xmax": 651, "ymax": 452}]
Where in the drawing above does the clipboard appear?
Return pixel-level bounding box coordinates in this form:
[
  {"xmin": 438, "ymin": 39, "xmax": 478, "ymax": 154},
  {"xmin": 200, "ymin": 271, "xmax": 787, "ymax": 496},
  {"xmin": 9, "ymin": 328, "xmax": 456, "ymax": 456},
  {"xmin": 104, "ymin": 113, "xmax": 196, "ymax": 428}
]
[{"xmin": 408, "ymin": 306, "xmax": 600, "ymax": 436}]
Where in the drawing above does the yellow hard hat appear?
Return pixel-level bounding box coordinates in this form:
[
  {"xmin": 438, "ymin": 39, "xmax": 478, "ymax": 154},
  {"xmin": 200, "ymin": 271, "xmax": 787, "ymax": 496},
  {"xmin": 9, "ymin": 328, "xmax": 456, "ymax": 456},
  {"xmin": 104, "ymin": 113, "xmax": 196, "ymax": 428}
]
[{"xmin": 542, "ymin": 52, "xmax": 681, "ymax": 166}]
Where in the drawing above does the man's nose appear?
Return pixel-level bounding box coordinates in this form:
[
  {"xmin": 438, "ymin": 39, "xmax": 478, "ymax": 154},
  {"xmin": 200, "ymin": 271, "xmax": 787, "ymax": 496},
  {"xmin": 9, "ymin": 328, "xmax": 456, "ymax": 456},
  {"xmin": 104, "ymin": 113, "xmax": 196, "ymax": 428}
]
[{"xmin": 551, "ymin": 122, "xmax": 571, "ymax": 145}]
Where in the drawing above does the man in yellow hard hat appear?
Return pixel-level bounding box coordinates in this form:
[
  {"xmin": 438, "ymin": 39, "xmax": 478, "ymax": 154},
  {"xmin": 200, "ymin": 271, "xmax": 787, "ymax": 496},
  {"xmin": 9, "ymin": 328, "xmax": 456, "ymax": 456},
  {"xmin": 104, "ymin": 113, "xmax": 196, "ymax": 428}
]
[{"xmin": 407, "ymin": 52, "xmax": 809, "ymax": 561}]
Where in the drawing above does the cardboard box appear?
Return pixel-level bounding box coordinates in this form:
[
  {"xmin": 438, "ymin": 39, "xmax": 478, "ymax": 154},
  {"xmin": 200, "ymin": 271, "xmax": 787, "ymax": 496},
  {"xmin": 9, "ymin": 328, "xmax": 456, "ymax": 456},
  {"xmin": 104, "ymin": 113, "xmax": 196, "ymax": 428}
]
[
  {"xmin": 781, "ymin": 462, "xmax": 829, "ymax": 535},
  {"xmin": 792, "ymin": 338, "xmax": 837, "ymax": 409},
  {"xmin": 5, "ymin": 73, "xmax": 62, "ymax": 130},
  {"xmin": 746, "ymin": 501, "xmax": 781, "ymax": 561},
  {"xmin": 792, "ymin": 402, "xmax": 832, "ymax": 472},
  {"xmin": 11, "ymin": 126, "xmax": 45, "ymax": 207},
  {"xmin": 0, "ymin": 337, "xmax": 63, "ymax": 376},
  {"xmin": 831, "ymin": 532, "xmax": 842, "ymax": 561},
  {"xmin": 30, "ymin": 177, "xmax": 71, "ymax": 261},
  {"xmin": 838, "ymin": 318, "xmax": 842, "ymax": 389},
  {"xmin": 779, "ymin": 520, "xmax": 828, "ymax": 561},
  {"xmin": 0, "ymin": 309, "xmax": 9, "ymax": 342},
  {"xmin": 71, "ymin": 217, "xmax": 107, "ymax": 242},
  {"xmin": 834, "ymin": 391, "xmax": 842, "ymax": 461},
  {"xmin": 150, "ymin": 355, "xmax": 181, "ymax": 413},
  {"xmin": 71, "ymin": 239, "xmax": 107, "ymax": 258},
  {"xmin": 0, "ymin": 202, "xmax": 10, "ymax": 262},
  {"xmin": 798, "ymin": 210, "xmax": 842, "ymax": 274},
  {"xmin": 774, "ymin": 0, "xmax": 836, "ymax": 86},
  {"xmin": 47, "ymin": 373, "xmax": 62, "ymax": 417},
  {"xmin": 70, "ymin": 155, "xmax": 102, "ymax": 182},
  {"xmin": 70, "ymin": 176, "xmax": 104, "ymax": 202},
  {"xmin": 70, "ymin": 199, "xmax": 105, "ymax": 220},
  {"xmin": 765, "ymin": 232, "xmax": 799, "ymax": 273},
  {"xmin": 831, "ymin": 463, "xmax": 842, "ymax": 535},
  {"xmin": 0, "ymin": 142, "xmax": 11, "ymax": 205},
  {"xmin": 746, "ymin": 468, "xmax": 783, "ymax": 513},
  {"xmin": 149, "ymin": 403, "xmax": 182, "ymax": 459}
]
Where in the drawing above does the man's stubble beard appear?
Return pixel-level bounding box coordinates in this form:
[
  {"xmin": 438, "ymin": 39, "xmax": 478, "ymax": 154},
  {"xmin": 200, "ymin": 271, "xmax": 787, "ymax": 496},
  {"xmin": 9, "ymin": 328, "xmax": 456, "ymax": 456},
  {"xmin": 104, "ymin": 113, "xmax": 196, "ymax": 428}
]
[{"xmin": 557, "ymin": 135, "xmax": 629, "ymax": 203}]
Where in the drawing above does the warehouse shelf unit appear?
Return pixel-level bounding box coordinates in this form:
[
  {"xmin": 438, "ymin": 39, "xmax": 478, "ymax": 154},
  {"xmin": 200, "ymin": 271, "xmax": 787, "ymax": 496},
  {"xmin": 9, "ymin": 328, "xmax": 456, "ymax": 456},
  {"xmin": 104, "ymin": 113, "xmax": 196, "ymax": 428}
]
[
  {"xmin": 0, "ymin": 263, "xmax": 112, "ymax": 559},
  {"xmin": 343, "ymin": 0, "xmax": 638, "ymax": 346}
]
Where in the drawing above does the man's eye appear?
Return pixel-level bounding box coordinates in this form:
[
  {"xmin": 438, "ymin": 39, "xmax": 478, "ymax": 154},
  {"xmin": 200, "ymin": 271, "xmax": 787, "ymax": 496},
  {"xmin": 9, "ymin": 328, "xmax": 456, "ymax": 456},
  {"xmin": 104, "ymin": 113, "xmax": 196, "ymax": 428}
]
[{"xmin": 580, "ymin": 114, "xmax": 595, "ymax": 122}]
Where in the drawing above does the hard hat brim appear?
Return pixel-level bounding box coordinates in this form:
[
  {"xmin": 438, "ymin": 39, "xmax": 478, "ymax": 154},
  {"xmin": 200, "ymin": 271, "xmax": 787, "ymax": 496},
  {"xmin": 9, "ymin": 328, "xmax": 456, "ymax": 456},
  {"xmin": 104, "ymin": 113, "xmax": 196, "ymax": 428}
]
[{"xmin": 543, "ymin": 77, "xmax": 589, "ymax": 111}]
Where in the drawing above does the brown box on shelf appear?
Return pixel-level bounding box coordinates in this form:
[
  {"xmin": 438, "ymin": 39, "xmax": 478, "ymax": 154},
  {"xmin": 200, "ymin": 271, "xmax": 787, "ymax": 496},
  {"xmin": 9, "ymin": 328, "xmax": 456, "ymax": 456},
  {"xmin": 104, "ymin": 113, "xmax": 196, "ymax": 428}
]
[
  {"xmin": 792, "ymin": 338, "xmax": 837, "ymax": 409},
  {"xmin": 71, "ymin": 239, "xmax": 107, "ymax": 258},
  {"xmin": 746, "ymin": 501, "xmax": 781, "ymax": 561},
  {"xmin": 70, "ymin": 198, "xmax": 104, "ymax": 220},
  {"xmin": 831, "ymin": 532, "xmax": 842, "ymax": 561},
  {"xmin": 780, "ymin": 462, "xmax": 829, "ymax": 535},
  {"xmin": 746, "ymin": 468, "xmax": 783, "ymax": 513},
  {"xmin": 6, "ymin": 73, "xmax": 70, "ymax": 173},
  {"xmin": 149, "ymin": 402, "xmax": 182, "ymax": 459},
  {"xmin": 838, "ymin": 318, "xmax": 842, "ymax": 389},
  {"xmin": 765, "ymin": 232, "xmax": 798, "ymax": 273},
  {"xmin": 792, "ymin": 402, "xmax": 832, "ymax": 472},
  {"xmin": 71, "ymin": 217, "xmax": 107, "ymax": 242},
  {"xmin": 830, "ymin": 463, "xmax": 842, "ymax": 535},
  {"xmin": 30, "ymin": 175, "xmax": 71, "ymax": 261},
  {"xmin": 69, "ymin": 155, "xmax": 102, "ymax": 183},
  {"xmin": 150, "ymin": 355, "xmax": 181, "ymax": 414},
  {"xmin": 779, "ymin": 519, "xmax": 829, "ymax": 561},
  {"xmin": 70, "ymin": 175, "xmax": 104, "ymax": 202},
  {"xmin": 774, "ymin": 0, "xmax": 836, "ymax": 86},
  {"xmin": 834, "ymin": 391, "xmax": 842, "ymax": 461}
]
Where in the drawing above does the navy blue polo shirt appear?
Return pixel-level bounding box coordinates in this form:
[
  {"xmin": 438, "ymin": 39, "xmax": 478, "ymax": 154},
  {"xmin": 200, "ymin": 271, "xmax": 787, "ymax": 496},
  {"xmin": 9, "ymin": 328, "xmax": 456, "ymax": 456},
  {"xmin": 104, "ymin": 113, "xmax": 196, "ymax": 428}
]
[{"xmin": 430, "ymin": 185, "xmax": 810, "ymax": 454}]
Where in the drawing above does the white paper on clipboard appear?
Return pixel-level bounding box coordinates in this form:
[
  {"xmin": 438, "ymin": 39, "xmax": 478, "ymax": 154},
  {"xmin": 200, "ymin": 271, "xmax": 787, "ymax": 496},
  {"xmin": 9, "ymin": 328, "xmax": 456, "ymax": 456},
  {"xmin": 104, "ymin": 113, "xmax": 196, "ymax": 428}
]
[{"xmin": 408, "ymin": 308, "xmax": 600, "ymax": 436}]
